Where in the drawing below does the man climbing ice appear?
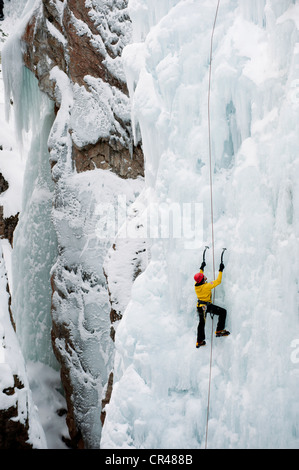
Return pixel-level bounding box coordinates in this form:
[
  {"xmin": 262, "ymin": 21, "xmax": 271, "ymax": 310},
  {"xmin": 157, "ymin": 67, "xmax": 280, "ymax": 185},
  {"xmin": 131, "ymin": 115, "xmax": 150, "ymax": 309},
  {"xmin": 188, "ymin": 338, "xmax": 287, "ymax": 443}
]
[{"xmin": 194, "ymin": 260, "xmax": 230, "ymax": 348}]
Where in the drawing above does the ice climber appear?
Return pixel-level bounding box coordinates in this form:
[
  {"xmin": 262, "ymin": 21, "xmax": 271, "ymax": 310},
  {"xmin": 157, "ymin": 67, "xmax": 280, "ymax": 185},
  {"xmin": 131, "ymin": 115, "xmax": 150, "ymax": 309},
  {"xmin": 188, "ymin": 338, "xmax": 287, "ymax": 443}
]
[{"xmin": 194, "ymin": 261, "xmax": 230, "ymax": 348}]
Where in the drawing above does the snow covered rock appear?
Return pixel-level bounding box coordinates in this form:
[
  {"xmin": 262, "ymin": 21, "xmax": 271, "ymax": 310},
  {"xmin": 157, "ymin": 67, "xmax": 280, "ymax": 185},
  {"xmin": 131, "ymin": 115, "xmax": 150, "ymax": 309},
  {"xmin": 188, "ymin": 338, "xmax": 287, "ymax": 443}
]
[
  {"xmin": 21, "ymin": 0, "xmax": 144, "ymax": 178},
  {"xmin": 0, "ymin": 181, "xmax": 18, "ymax": 246}
]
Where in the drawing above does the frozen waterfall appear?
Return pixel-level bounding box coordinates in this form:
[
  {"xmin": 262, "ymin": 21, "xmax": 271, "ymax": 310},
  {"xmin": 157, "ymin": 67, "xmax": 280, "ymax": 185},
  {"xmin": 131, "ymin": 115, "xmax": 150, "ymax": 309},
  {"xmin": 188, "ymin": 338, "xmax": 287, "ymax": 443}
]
[
  {"xmin": 2, "ymin": 23, "xmax": 58, "ymax": 367},
  {"xmin": 101, "ymin": 0, "xmax": 299, "ymax": 449}
]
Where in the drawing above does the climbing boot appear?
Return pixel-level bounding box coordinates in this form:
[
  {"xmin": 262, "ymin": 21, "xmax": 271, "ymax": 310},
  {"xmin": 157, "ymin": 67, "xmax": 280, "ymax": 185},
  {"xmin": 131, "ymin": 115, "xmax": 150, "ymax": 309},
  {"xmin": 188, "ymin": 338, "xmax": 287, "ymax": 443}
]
[
  {"xmin": 215, "ymin": 330, "xmax": 230, "ymax": 337},
  {"xmin": 196, "ymin": 340, "xmax": 206, "ymax": 348}
]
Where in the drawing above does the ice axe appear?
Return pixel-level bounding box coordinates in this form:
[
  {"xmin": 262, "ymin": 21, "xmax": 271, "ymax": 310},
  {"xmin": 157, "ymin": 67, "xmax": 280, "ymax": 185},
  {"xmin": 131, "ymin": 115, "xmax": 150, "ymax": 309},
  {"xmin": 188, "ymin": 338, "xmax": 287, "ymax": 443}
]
[
  {"xmin": 220, "ymin": 248, "xmax": 227, "ymax": 271},
  {"xmin": 202, "ymin": 245, "xmax": 209, "ymax": 266},
  {"xmin": 220, "ymin": 247, "xmax": 227, "ymax": 264}
]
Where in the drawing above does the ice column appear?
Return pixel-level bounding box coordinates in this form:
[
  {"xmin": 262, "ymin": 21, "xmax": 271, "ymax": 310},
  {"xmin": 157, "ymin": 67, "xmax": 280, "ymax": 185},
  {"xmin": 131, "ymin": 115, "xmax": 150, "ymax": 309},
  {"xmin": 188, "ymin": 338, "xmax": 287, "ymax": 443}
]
[
  {"xmin": 2, "ymin": 38, "xmax": 58, "ymax": 367},
  {"xmin": 11, "ymin": 87, "xmax": 58, "ymax": 367}
]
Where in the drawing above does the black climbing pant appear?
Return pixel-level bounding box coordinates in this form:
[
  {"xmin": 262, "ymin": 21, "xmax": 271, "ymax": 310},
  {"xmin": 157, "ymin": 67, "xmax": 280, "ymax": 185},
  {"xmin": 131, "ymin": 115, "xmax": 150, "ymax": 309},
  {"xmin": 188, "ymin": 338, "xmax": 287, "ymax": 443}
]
[{"xmin": 197, "ymin": 304, "xmax": 227, "ymax": 342}]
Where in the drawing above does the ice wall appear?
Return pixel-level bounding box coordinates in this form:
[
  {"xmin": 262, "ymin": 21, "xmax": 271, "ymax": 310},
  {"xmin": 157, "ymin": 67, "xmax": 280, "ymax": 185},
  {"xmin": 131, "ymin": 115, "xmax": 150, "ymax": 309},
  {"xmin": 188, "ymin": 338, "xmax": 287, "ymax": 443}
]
[
  {"xmin": 0, "ymin": 1, "xmax": 56, "ymax": 448},
  {"xmin": 2, "ymin": 0, "xmax": 58, "ymax": 368},
  {"xmin": 4, "ymin": 62, "xmax": 58, "ymax": 367},
  {"xmin": 101, "ymin": 0, "xmax": 299, "ymax": 449},
  {"xmin": 11, "ymin": 85, "xmax": 58, "ymax": 367}
]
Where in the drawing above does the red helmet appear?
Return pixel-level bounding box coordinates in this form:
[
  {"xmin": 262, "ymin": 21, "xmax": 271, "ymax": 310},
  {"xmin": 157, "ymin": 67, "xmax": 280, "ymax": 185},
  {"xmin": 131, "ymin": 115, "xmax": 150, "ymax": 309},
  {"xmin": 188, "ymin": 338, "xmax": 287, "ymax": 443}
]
[{"xmin": 194, "ymin": 272, "xmax": 204, "ymax": 283}]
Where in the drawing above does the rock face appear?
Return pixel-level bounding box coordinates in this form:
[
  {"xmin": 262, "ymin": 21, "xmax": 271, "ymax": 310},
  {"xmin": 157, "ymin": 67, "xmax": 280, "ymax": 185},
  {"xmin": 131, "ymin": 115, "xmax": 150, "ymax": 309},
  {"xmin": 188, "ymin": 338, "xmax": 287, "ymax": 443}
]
[
  {"xmin": 22, "ymin": 0, "xmax": 143, "ymax": 178},
  {"xmin": 0, "ymin": 173, "xmax": 18, "ymax": 246},
  {"xmin": 17, "ymin": 0, "xmax": 144, "ymax": 448},
  {"xmin": 0, "ymin": 375, "xmax": 31, "ymax": 449}
]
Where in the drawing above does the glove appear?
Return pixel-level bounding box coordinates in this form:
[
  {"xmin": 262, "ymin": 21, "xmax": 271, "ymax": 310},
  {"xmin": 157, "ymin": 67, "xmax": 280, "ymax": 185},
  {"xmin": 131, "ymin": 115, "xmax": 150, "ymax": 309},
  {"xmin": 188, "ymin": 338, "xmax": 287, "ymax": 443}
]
[
  {"xmin": 200, "ymin": 262, "xmax": 206, "ymax": 270},
  {"xmin": 219, "ymin": 263, "xmax": 225, "ymax": 272}
]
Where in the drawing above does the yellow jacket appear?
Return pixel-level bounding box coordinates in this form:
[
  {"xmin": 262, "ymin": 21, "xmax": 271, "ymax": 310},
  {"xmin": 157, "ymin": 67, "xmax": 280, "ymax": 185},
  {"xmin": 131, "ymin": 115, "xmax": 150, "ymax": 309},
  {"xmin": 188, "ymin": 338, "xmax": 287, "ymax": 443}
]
[{"xmin": 195, "ymin": 270, "xmax": 222, "ymax": 305}]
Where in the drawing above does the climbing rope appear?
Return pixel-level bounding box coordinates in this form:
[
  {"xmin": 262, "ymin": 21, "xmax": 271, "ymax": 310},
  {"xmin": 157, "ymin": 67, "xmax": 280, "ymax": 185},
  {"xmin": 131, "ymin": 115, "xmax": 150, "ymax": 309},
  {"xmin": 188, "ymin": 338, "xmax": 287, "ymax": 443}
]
[{"xmin": 205, "ymin": 0, "xmax": 221, "ymax": 450}]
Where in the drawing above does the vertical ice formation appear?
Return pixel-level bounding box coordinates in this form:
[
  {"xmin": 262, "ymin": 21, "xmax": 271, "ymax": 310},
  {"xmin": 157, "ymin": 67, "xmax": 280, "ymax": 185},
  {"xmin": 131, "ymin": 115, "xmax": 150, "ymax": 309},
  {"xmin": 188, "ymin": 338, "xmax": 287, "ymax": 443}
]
[
  {"xmin": 0, "ymin": 0, "xmax": 51, "ymax": 448},
  {"xmin": 101, "ymin": 0, "xmax": 299, "ymax": 449},
  {"xmin": 2, "ymin": 0, "xmax": 59, "ymax": 368},
  {"xmin": 2, "ymin": 28, "xmax": 59, "ymax": 368},
  {"xmin": 11, "ymin": 88, "xmax": 58, "ymax": 367}
]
